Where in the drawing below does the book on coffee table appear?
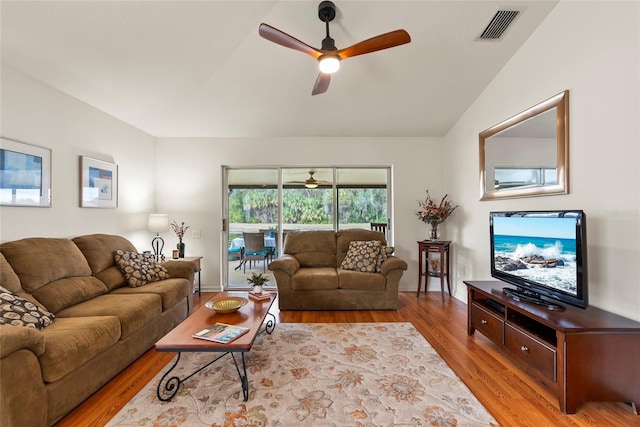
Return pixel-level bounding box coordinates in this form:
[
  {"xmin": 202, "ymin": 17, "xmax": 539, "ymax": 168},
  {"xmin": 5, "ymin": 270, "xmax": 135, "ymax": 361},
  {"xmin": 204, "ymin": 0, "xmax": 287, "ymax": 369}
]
[
  {"xmin": 193, "ymin": 323, "xmax": 250, "ymax": 344},
  {"xmin": 248, "ymin": 291, "xmax": 272, "ymax": 302}
]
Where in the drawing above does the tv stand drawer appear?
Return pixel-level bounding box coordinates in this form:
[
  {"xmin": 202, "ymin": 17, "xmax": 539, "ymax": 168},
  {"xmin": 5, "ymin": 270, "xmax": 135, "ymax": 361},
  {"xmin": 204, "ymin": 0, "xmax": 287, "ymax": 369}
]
[
  {"xmin": 471, "ymin": 303, "xmax": 504, "ymax": 345},
  {"xmin": 504, "ymin": 323, "xmax": 556, "ymax": 381}
]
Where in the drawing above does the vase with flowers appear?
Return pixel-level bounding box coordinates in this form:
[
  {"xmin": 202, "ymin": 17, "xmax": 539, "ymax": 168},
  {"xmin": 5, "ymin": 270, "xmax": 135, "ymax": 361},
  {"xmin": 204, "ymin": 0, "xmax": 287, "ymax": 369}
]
[
  {"xmin": 417, "ymin": 190, "xmax": 458, "ymax": 241},
  {"xmin": 171, "ymin": 220, "xmax": 190, "ymax": 258}
]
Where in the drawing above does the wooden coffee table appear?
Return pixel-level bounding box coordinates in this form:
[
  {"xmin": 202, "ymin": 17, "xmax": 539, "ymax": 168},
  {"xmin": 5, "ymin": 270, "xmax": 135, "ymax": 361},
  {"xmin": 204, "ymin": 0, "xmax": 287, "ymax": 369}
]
[{"xmin": 155, "ymin": 291, "xmax": 277, "ymax": 401}]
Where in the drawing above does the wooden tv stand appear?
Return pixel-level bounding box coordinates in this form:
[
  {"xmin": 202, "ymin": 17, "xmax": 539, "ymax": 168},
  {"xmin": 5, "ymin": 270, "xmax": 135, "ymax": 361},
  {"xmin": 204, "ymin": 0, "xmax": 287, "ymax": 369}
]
[{"xmin": 465, "ymin": 280, "xmax": 640, "ymax": 414}]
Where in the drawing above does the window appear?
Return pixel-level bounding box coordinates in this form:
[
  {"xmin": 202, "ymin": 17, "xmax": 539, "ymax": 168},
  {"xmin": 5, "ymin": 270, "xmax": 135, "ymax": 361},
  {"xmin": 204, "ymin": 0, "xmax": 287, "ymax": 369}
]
[{"xmin": 223, "ymin": 167, "xmax": 391, "ymax": 288}]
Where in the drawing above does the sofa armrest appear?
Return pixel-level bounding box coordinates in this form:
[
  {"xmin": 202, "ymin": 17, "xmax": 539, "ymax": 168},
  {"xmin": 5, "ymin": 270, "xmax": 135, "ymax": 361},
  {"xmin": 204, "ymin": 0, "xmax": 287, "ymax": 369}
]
[
  {"xmin": 0, "ymin": 325, "xmax": 45, "ymax": 359},
  {"xmin": 380, "ymin": 256, "xmax": 408, "ymax": 275},
  {"xmin": 268, "ymin": 255, "xmax": 300, "ymax": 277},
  {"xmin": 161, "ymin": 260, "xmax": 196, "ymax": 283}
]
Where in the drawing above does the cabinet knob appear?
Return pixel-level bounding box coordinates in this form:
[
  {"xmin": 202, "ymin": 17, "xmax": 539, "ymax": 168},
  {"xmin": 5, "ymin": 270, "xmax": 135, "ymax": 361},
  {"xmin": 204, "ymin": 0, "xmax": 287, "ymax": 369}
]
[
  {"xmin": 520, "ymin": 345, "xmax": 529, "ymax": 352},
  {"xmin": 481, "ymin": 319, "xmax": 488, "ymax": 325}
]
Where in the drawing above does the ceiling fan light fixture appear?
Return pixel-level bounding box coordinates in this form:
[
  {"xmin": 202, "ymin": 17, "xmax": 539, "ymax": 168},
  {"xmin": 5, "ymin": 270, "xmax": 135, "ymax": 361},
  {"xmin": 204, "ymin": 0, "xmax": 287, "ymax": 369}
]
[
  {"xmin": 304, "ymin": 181, "xmax": 319, "ymax": 189},
  {"xmin": 318, "ymin": 55, "xmax": 340, "ymax": 74}
]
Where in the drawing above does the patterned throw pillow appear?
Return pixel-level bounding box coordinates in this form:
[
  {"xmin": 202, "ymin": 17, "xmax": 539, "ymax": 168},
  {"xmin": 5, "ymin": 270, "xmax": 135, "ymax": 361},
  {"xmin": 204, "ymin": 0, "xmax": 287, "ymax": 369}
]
[
  {"xmin": 114, "ymin": 250, "xmax": 170, "ymax": 287},
  {"xmin": 375, "ymin": 246, "xmax": 395, "ymax": 272},
  {"xmin": 0, "ymin": 286, "xmax": 55, "ymax": 329},
  {"xmin": 340, "ymin": 240, "xmax": 382, "ymax": 273}
]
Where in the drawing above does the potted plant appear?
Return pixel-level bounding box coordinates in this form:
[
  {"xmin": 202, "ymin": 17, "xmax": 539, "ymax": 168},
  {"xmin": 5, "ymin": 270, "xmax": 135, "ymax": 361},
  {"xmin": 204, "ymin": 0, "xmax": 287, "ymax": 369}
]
[{"xmin": 247, "ymin": 272, "xmax": 269, "ymax": 294}]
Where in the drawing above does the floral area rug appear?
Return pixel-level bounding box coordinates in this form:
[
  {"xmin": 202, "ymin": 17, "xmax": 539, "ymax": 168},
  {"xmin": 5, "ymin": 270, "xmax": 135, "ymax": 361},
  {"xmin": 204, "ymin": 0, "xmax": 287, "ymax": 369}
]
[{"xmin": 107, "ymin": 323, "xmax": 498, "ymax": 426}]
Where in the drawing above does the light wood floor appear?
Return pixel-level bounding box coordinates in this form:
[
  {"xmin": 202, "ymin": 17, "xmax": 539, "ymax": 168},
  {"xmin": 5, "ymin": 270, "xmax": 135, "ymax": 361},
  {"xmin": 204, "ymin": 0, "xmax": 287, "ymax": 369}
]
[{"xmin": 56, "ymin": 291, "xmax": 639, "ymax": 427}]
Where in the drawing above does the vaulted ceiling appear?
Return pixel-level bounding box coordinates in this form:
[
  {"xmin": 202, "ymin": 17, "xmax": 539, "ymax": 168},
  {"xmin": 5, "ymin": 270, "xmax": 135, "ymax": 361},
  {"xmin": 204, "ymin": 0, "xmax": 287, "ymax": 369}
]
[{"xmin": 1, "ymin": 1, "xmax": 557, "ymax": 138}]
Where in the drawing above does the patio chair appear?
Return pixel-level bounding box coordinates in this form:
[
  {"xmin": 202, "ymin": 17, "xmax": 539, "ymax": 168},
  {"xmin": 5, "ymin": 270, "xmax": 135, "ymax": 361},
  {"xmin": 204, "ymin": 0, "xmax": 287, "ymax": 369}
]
[
  {"xmin": 242, "ymin": 232, "xmax": 269, "ymax": 273},
  {"xmin": 370, "ymin": 222, "xmax": 388, "ymax": 236}
]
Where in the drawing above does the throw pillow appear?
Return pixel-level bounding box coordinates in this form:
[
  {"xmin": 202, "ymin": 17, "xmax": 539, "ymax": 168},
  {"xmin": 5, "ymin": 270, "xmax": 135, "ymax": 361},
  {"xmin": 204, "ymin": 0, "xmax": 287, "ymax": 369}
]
[
  {"xmin": 340, "ymin": 240, "xmax": 382, "ymax": 273},
  {"xmin": 375, "ymin": 246, "xmax": 395, "ymax": 272},
  {"xmin": 114, "ymin": 250, "xmax": 170, "ymax": 288},
  {"xmin": 0, "ymin": 286, "xmax": 55, "ymax": 329}
]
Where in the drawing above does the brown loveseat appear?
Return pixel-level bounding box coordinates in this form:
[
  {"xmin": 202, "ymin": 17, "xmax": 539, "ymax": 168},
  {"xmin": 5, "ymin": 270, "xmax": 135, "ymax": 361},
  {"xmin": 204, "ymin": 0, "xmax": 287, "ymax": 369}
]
[
  {"xmin": 268, "ymin": 229, "xmax": 407, "ymax": 310},
  {"xmin": 0, "ymin": 234, "xmax": 195, "ymax": 427}
]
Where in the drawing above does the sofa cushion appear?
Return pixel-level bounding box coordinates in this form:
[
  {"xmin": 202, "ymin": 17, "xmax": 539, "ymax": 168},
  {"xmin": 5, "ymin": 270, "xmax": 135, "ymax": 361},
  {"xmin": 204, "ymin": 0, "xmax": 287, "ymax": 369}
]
[
  {"xmin": 0, "ymin": 253, "xmax": 47, "ymax": 310},
  {"xmin": 0, "ymin": 238, "xmax": 101, "ymax": 309},
  {"xmin": 73, "ymin": 234, "xmax": 137, "ymax": 291},
  {"xmin": 32, "ymin": 277, "xmax": 109, "ymax": 314},
  {"xmin": 0, "ymin": 286, "xmax": 55, "ymax": 329},
  {"xmin": 110, "ymin": 278, "xmax": 189, "ymax": 311},
  {"xmin": 39, "ymin": 316, "xmax": 121, "ymax": 382},
  {"xmin": 338, "ymin": 270, "xmax": 387, "ymax": 290},
  {"xmin": 114, "ymin": 250, "xmax": 170, "ymax": 287},
  {"xmin": 55, "ymin": 293, "xmax": 162, "ymax": 339},
  {"xmin": 375, "ymin": 246, "xmax": 395, "ymax": 272},
  {"xmin": 340, "ymin": 240, "xmax": 382, "ymax": 273},
  {"xmin": 291, "ymin": 268, "xmax": 339, "ymax": 290},
  {"xmin": 284, "ymin": 230, "xmax": 337, "ymax": 268}
]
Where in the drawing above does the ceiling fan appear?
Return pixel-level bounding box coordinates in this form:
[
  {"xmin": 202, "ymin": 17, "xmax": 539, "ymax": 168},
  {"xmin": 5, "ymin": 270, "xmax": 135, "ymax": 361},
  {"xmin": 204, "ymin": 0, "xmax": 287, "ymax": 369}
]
[
  {"xmin": 287, "ymin": 171, "xmax": 331, "ymax": 188},
  {"xmin": 259, "ymin": 1, "xmax": 411, "ymax": 95}
]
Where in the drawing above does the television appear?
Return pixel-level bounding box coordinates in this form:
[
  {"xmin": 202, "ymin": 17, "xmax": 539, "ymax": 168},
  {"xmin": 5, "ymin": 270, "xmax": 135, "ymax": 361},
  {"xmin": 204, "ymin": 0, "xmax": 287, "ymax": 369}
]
[{"xmin": 489, "ymin": 210, "xmax": 588, "ymax": 310}]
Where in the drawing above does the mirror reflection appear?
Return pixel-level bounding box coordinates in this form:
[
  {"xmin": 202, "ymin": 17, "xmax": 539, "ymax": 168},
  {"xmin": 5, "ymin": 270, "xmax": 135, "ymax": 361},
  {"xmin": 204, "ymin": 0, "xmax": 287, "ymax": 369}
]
[{"xmin": 479, "ymin": 91, "xmax": 569, "ymax": 200}]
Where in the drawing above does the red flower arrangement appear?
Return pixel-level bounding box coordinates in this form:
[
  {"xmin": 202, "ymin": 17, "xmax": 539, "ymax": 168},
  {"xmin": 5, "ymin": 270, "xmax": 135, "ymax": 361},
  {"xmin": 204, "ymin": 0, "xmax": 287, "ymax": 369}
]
[
  {"xmin": 171, "ymin": 221, "xmax": 190, "ymax": 243},
  {"xmin": 417, "ymin": 191, "xmax": 458, "ymax": 226}
]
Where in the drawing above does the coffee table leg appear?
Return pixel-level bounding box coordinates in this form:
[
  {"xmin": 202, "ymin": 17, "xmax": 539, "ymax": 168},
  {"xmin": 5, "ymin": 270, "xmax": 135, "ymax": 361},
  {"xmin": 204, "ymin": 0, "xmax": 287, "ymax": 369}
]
[
  {"xmin": 265, "ymin": 312, "xmax": 276, "ymax": 334},
  {"xmin": 157, "ymin": 352, "xmax": 182, "ymax": 402},
  {"xmin": 157, "ymin": 351, "xmax": 230, "ymax": 402},
  {"xmin": 231, "ymin": 352, "xmax": 249, "ymax": 401}
]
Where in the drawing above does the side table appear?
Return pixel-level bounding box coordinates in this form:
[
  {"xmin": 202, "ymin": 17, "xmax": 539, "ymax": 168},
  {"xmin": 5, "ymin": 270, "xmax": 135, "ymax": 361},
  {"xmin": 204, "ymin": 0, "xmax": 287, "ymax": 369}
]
[
  {"xmin": 417, "ymin": 241, "xmax": 451, "ymax": 301},
  {"xmin": 165, "ymin": 256, "xmax": 202, "ymax": 295}
]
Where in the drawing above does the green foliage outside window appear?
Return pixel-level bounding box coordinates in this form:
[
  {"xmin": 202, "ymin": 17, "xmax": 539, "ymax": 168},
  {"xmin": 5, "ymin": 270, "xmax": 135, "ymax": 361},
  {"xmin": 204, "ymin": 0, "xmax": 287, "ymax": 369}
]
[{"xmin": 229, "ymin": 187, "xmax": 387, "ymax": 225}]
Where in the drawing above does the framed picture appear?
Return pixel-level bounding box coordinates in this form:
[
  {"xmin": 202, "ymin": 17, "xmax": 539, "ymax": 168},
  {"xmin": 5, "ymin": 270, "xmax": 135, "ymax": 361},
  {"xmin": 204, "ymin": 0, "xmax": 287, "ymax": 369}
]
[
  {"xmin": 80, "ymin": 156, "xmax": 118, "ymax": 208},
  {"xmin": 0, "ymin": 138, "xmax": 52, "ymax": 207}
]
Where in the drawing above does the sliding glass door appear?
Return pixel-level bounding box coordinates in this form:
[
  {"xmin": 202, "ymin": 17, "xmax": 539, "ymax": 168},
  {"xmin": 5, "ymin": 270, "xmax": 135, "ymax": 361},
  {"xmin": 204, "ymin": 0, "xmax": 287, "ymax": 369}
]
[{"xmin": 223, "ymin": 166, "xmax": 391, "ymax": 289}]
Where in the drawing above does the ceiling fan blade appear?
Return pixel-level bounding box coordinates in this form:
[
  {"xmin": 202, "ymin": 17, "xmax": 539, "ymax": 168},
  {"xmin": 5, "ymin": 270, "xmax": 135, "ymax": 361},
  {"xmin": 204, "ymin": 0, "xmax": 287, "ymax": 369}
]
[
  {"xmin": 259, "ymin": 23, "xmax": 322, "ymax": 59},
  {"xmin": 337, "ymin": 29, "xmax": 411, "ymax": 59},
  {"xmin": 312, "ymin": 73, "xmax": 331, "ymax": 95}
]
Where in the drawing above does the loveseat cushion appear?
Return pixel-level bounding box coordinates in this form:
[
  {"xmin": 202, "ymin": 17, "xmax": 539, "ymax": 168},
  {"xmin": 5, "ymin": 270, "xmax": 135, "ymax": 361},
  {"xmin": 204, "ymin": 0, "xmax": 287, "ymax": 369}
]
[
  {"xmin": 114, "ymin": 250, "xmax": 170, "ymax": 287},
  {"xmin": 73, "ymin": 234, "xmax": 137, "ymax": 291},
  {"xmin": 0, "ymin": 238, "xmax": 107, "ymax": 312},
  {"xmin": 284, "ymin": 231, "xmax": 337, "ymax": 268},
  {"xmin": 55, "ymin": 293, "xmax": 161, "ymax": 339},
  {"xmin": 0, "ymin": 286, "xmax": 55, "ymax": 329},
  {"xmin": 337, "ymin": 270, "xmax": 386, "ymax": 290},
  {"xmin": 39, "ymin": 316, "xmax": 121, "ymax": 383},
  {"xmin": 291, "ymin": 267, "xmax": 338, "ymax": 290}
]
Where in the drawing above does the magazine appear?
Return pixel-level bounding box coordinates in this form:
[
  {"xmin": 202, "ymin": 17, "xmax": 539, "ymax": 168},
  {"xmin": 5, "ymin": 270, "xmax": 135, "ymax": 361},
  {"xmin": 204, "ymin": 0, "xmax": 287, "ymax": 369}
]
[{"xmin": 193, "ymin": 323, "xmax": 250, "ymax": 344}]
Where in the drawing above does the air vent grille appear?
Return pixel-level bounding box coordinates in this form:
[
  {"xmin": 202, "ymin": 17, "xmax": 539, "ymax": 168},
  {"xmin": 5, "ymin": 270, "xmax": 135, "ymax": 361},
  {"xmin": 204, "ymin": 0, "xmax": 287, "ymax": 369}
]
[{"xmin": 479, "ymin": 10, "xmax": 519, "ymax": 40}]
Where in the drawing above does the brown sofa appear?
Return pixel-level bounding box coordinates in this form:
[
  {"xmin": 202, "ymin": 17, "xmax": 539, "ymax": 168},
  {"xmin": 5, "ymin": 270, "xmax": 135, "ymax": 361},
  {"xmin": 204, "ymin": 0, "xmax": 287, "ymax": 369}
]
[
  {"xmin": 0, "ymin": 234, "xmax": 196, "ymax": 427},
  {"xmin": 268, "ymin": 229, "xmax": 407, "ymax": 310}
]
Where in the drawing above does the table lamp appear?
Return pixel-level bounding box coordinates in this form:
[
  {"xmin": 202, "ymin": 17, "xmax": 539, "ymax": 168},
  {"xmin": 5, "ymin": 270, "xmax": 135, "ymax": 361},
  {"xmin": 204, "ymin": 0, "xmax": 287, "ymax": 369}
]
[{"xmin": 148, "ymin": 214, "xmax": 169, "ymax": 261}]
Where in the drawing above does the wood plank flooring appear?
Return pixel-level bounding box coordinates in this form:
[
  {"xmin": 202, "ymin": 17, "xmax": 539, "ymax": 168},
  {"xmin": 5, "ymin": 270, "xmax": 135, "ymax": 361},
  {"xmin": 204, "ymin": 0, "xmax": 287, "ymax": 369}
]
[{"xmin": 56, "ymin": 292, "xmax": 639, "ymax": 426}]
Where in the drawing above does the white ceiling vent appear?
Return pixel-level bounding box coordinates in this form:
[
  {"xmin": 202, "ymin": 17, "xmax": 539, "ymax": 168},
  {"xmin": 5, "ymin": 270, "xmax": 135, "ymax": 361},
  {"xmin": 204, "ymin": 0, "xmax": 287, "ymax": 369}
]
[{"xmin": 479, "ymin": 10, "xmax": 520, "ymax": 40}]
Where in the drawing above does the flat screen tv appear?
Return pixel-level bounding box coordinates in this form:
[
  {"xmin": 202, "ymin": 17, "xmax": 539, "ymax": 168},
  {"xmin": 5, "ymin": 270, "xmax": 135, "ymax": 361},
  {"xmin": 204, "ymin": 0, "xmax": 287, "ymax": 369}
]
[{"xmin": 490, "ymin": 210, "xmax": 588, "ymax": 310}]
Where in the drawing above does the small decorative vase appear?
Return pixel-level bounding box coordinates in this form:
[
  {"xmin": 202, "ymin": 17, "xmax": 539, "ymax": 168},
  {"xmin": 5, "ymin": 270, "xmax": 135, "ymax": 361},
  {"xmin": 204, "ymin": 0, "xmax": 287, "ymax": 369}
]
[
  {"xmin": 253, "ymin": 285, "xmax": 263, "ymax": 294},
  {"xmin": 177, "ymin": 242, "xmax": 185, "ymax": 258},
  {"xmin": 429, "ymin": 224, "xmax": 440, "ymax": 242}
]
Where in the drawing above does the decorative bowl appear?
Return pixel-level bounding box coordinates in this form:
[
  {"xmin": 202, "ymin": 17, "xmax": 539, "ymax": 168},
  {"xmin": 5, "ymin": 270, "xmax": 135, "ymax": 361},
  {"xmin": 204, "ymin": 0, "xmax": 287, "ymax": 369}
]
[{"xmin": 206, "ymin": 297, "xmax": 248, "ymax": 313}]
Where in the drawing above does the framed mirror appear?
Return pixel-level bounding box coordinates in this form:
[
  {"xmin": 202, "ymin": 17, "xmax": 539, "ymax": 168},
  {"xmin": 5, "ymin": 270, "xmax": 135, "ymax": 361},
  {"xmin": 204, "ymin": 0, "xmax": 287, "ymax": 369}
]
[{"xmin": 479, "ymin": 90, "xmax": 569, "ymax": 200}]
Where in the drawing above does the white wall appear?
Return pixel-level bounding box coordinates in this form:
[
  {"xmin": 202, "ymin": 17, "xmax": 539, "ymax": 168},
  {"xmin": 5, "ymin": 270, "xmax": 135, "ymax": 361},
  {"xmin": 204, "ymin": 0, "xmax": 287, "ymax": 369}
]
[
  {"xmin": 0, "ymin": 65, "xmax": 157, "ymax": 249},
  {"xmin": 445, "ymin": 1, "xmax": 640, "ymax": 320},
  {"xmin": 155, "ymin": 137, "xmax": 447, "ymax": 292}
]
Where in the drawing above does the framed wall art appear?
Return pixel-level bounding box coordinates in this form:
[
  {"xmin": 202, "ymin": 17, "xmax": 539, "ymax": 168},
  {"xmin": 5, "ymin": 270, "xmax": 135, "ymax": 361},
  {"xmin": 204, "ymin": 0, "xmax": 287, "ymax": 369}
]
[
  {"xmin": 80, "ymin": 156, "xmax": 118, "ymax": 208},
  {"xmin": 0, "ymin": 137, "xmax": 52, "ymax": 207}
]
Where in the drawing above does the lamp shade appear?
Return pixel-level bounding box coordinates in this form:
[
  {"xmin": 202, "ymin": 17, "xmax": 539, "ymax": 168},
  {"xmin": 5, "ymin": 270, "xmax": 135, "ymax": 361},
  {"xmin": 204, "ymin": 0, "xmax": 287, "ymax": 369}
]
[{"xmin": 147, "ymin": 214, "xmax": 169, "ymax": 233}]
